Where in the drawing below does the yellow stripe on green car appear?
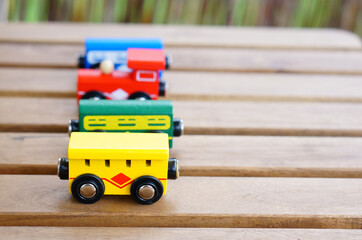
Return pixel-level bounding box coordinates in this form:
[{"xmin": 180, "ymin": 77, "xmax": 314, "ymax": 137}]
[{"xmin": 84, "ymin": 115, "xmax": 171, "ymax": 130}]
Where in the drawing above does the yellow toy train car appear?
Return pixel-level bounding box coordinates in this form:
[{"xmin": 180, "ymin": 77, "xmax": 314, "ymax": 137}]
[{"xmin": 57, "ymin": 132, "xmax": 179, "ymax": 205}]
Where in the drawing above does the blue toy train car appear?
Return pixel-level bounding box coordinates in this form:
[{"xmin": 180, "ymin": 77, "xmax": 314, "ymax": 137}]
[{"xmin": 78, "ymin": 38, "xmax": 171, "ymax": 70}]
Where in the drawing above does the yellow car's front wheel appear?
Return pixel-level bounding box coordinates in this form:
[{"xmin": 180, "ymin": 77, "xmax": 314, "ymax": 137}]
[
  {"xmin": 71, "ymin": 174, "xmax": 105, "ymax": 204},
  {"xmin": 131, "ymin": 176, "xmax": 163, "ymax": 205}
]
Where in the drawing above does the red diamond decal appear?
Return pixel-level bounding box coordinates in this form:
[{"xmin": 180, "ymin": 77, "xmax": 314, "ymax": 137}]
[{"xmin": 111, "ymin": 173, "xmax": 131, "ymax": 186}]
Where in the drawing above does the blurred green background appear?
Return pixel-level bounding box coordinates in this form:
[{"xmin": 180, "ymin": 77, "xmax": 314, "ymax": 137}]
[{"xmin": 5, "ymin": 0, "xmax": 362, "ymax": 36}]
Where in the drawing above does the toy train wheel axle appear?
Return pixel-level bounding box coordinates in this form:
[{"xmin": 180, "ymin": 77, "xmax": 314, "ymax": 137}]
[
  {"xmin": 79, "ymin": 183, "xmax": 97, "ymax": 199},
  {"xmin": 138, "ymin": 185, "xmax": 155, "ymax": 200}
]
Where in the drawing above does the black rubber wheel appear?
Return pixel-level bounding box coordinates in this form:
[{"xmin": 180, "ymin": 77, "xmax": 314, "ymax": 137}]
[
  {"xmin": 173, "ymin": 118, "xmax": 183, "ymax": 137},
  {"xmin": 159, "ymin": 80, "xmax": 166, "ymax": 97},
  {"xmin": 57, "ymin": 158, "xmax": 69, "ymax": 180},
  {"xmin": 147, "ymin": 130, "xmax": 163, "ymax": 133},
  {"xmin": 81, "ymin": 91, "xmax": 106, "ymax": 100},
  {"xmin": 167, "ymin": 158, "xmax": 179, "ymax": 180},
  {"xmin": 165, "ymin": 55, "xmax": 171, "ymax": 70},
  {"xmin": 71, "ymin": 174, "xmax": 105, "ymax": 204},
  {"xmin": 128, "ymin": 92, "xmax": 151, "ymax": 100},
  {"xmin": 90, "ymin": 62, "xmax": 101, "ymax": 69},
  {"xmin": 68, "ymin": 119, "xmax": 79, "ymax": 136},
  {"xmin": 77, "ymin": 55, "xmax": 85, "ymax": 68},
  {"xmin": 131, "ymin": 176, "xmax": 163, "ymax": 205}
]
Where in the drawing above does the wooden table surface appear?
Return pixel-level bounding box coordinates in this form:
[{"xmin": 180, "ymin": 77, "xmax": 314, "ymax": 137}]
[{"xmin": 0, "ymin": 23, "xmax": 361, "ymax": 239}]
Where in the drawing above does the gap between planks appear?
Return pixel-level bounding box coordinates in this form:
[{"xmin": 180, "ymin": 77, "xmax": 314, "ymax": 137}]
[
  {"xmin": 1, "ymin": 133, "xmax": 362, "ymax": 178},
  {"xmin": 1, "ymin": 165, "xmax": 361, "ymax": 179},
  {"xmin": 4, "ymin": 91, "xmax": 362, "ymax": 104},
  {"xmin": 2, "ymin": 125, "xmax": 362, "ymax": 137},
  {"xmin": 0, "ymin": 175, "xmax": 361, "ymax": 228}
]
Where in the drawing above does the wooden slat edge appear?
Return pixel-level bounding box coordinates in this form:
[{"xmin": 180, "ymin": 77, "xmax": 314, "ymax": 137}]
[{"xmin": 1, "ymin": 227, "xmax": 362, "ymax": 240}]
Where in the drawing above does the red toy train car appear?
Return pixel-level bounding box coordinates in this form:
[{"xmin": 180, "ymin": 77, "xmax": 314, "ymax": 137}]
[{"xmin": 77, "ymin": 48, "xmax": 166, "ymax": 101}]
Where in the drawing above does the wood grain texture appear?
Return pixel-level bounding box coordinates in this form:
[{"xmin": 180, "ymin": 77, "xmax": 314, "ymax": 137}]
[
  {"xmin": 0, "ymin": 68, "xmax": 76, "ymax": 98},
  {"xmin": 0, "ymin": 23, "xmax": 360, "ymax": 49},
  {"xmin": 0, "ymin": 175, "xmax": 361, "ymax": 228},
  {"xmin": 1, "ymin": 133, "xmax": 362, "ymax": 178},
  {"xmin": 1, "ymin": 25, "xmax": 361, "ymax": 234},
  {"xmin": 1, "ymin": 97, "xmax": 362, "ymax": 137},
  {"xmin": 2, "ymin": 68, "xmax": 362, "ymax": 103},
  {"xmin": 1, "ymin": 227, "xmax": 362, "ymax": 240},
  {"xmin": 169, "ymin": 48, "xmax": 362, "ymax": 75},
  {"xmin": 1, "ymin": 44, "xmax": 362, "ymax": 74}
]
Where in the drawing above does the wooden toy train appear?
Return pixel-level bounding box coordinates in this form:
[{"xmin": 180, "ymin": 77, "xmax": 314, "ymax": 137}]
[
  {"xmin": 58, "ymin": 37, "xmax": 181, "ymax": 205},
  {"xmin": 69, "ymin": 100, "xmax": 183, "ymax": 148},
  {"xmin": 78, "ymin": 48, "xmax": 167, "ymax": 101},
  {"xmin": 77, "ymin": 38, "xmax": 171, "ymax": 70},
  {"xmin": 58, "ymin": 132, "xmax": 178, "ymax": 205}
]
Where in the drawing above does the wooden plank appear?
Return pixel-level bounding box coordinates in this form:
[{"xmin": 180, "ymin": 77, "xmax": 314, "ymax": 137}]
[
  {"xmin": 1, "ymin": 97, "xmax": 362, "ymax": 137},
  {"xmin": 0, "ymin": 23, "xmax": 360, "ymax": 50},
  {"xmin": 0, "ymin": 68, "xmax": 75, "ymax": 98},
  {"xmin": 2, "ymin": 68, "xmax": 362, "ymax": 103},
  {"xmin": 170, "ymin": 48, "xmax": 362, "ymax": 75},
  {"xmin": 1, "ymin": 227, "xmax": 362, "ymax": 240},
  {"xmin": 0, "ymin": 175, "xmax": 361, "ymax": 228},
  {"xmin": 1, "ymin": 44, "xmax": 362, "ymax": 74},
  {"xmin": 1, "ymin": 133, "xmax": 362, "ymax": 178}
]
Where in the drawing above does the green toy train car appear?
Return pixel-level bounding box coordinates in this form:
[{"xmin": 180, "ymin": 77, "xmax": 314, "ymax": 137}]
[{"xmin": 69, "ymin": 100, "xmax": 183, "ymax": 148}]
